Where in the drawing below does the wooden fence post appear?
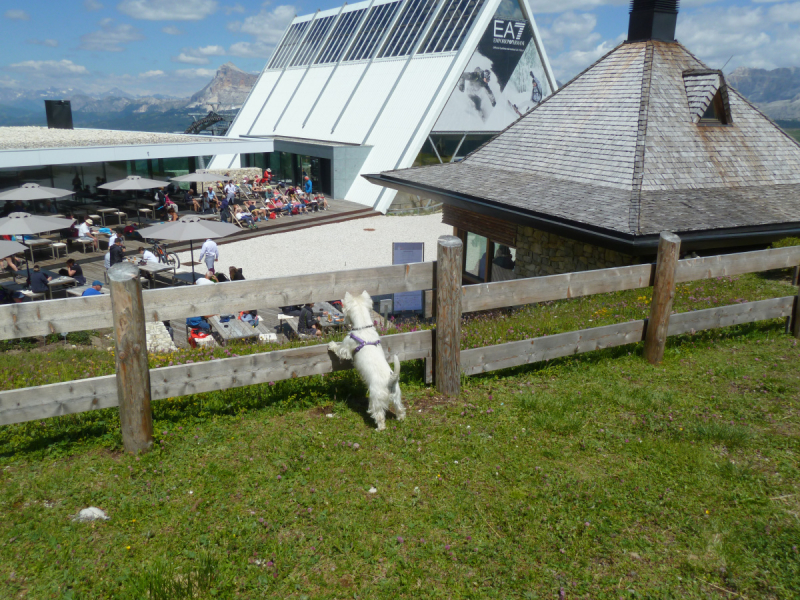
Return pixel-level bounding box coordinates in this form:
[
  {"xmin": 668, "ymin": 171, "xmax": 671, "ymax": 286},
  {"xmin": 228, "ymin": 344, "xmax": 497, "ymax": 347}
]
[
  {"xmin": 436, "ymin": 235, "xmax": 462, "ymax": 397},
  {"xmin": 644, "ymin": 231, "xmax": 681, "ymax": 365},
  {"xmin": 109, "ymin": 262, "xmax": 154, "ymax": 454}
]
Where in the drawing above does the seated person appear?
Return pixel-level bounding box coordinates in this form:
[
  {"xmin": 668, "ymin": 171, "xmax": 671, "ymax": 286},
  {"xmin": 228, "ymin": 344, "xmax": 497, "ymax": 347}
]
[
  {"xmin": 77, "ymin": 217, "xmax": 99, "ymax": 252},
  {"xmin": 82, "ymin": 280, "xmax": 104, "ymax": 296},
  {"xmin": 138, "ymin": 246, "xmax": 159, "ymax": 264},
  {"xmin": 11, "ymin": 264, "xmax": 49, "ymax": 302},
  {"xmin": 298, "ymin": 303, "xmax": 322, "ymax": 337},
  {"xmin": 292, "ymin": 196, "xmax": 308, "ymax": 215},
  {"xmin": 196, "ymin": 271, "xmax": 218, "ymax": 285},
  {"xmin": 233, "ymin": 206, "xmax": 255, "ymax": 227},
  {"xmin": 244, "ymin": 200, "xmax": 266, "ymax": 221},
  {"xmin": 316, "ymin": 193, "xmax": 329, "ymax": 210},
  {"xmin": 229, "ymin": 266, "xmax": 245, "ymax": 281},
  {"xmin": 1, "ymin": 254, "xmax": 21, "ymax": 274},
  {"xmin": 164, "ymin": 196, "xmax": 179, "ymax": 222},
  {"xmin": 59, "ymin": 258, "xmax": 86, "ymax": 285},
  {"xmin": 191, "ymin": 193, "xmax": 203, "ymax": 213},
  {"xmin": 123, "ymin": 223, "xmax": 144, "ymax": 242}
]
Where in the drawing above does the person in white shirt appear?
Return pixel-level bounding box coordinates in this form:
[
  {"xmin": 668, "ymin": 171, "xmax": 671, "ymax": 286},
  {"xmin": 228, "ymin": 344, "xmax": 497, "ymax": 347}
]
[
  {"xmin": 138, "ymin": 247, "xmax": 159, "ymax": 264},
  {"xmin": 198, "ymin": 238, "xmax": 219, "ymax": 273},
  {"xmin": 195, "ymin": 271, "xmax": 217, "ymax": 285},
  {"xmin": 77, "ymin": 218, "xmax": 98, "ymax": 252},
  {"xmin": 224, "ymin": 181, "xmax": 236, "ymax": 205}
]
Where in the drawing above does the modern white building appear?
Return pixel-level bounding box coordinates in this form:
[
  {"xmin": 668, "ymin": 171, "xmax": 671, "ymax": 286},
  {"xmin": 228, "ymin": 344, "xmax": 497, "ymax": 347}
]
[{"xmin": 209, "ymin": 0, "xmax": 556, "ymax": 212}]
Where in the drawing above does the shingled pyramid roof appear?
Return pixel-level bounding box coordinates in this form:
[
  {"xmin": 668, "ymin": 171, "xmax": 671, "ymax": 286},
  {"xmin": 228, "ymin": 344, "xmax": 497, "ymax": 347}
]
[{"xmin": 369, "ymin": 40, "xmax": 800, "ymax": 250}]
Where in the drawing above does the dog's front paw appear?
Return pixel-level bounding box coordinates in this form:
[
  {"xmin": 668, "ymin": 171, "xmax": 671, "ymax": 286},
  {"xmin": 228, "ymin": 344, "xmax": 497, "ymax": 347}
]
[{"xmin": 327, "ymin": 341, "xmax": 338, "ymax": 352}]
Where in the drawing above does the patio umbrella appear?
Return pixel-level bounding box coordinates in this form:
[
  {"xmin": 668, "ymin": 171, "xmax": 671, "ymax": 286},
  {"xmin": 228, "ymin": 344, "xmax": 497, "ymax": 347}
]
[
  {"xmin": 137, "ymin": 215, "xmax": 239, "ymax": 280},
  {"xmin": 0, "ymin": 182, "xmax": 75, "ymax": 214},
  {"xmin": 0, "ymin": 212, "xmax": 76, "ymax": 279},
  {"xmin": 170, "ymin": 172, "xmax": 223, "ymax": 183},
  {"xmin": 0, "ymin": 182, "xmax": 75, "ymax": 202},
  {"xmin": 0, "ymin": 239, "xmax": 28, "ymax": 256},
  {"xmin": 98, "ymin": 175, "xmax": 170, "ymax": 225}
]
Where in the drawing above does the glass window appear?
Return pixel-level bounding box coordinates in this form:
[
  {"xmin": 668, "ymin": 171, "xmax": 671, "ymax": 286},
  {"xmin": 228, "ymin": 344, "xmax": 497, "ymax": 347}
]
[
  {"xmin": 379, "ymin": 0, "xmax": 438, "ymax": 58},
  {"xmin": 346, "ymin": 2, "xmax": 401, "ymax": 61},
  {"xmin": 419, "ymin": 0, "xmax": 485, "ymax": 54},
  {"xmin": 491, "ymin": 244, "xmax": 516, "ymax": 281},
  {"xmin": 464, "ymin": 232, "xmax": 488, "ymax": 280},
  {"xmin": 268, "ymin": 21, "xmax": 311, "ymax": 70},
  {"xmin": 290, "ymin": 16, "xmax": 336, "ymax": 67},
  {"xmin": 315, "ymin": 9, "xmax": 366, "ymax": 64}
]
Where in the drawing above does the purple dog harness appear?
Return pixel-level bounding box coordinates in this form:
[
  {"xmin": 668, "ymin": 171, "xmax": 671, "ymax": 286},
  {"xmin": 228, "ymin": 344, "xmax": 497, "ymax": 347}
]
[{"xmin": 350, "ymin": 332, "xmax": 381, "ymax": 354}]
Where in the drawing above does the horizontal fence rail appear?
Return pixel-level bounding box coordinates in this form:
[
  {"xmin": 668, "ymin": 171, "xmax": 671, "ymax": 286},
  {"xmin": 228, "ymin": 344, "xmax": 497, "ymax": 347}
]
[
  {"xmin": 0, "ymin": 330, "xmax": 432, "ymax": 427},
  {"xmin": 461, "ymin": 296, "xmax": 795, "ymax": 375},
  {"xmin": 461, "ymin": 245, "xmax": 800, "ymax": 314},
  {"xmin": 0, "ymin": 262, "xmax": 436, "ymax": 341}
]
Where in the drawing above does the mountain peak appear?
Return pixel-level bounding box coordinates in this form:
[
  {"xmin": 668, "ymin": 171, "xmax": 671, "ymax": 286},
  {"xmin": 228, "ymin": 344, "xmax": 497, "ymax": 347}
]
[{"xmin": 187, "ymin": 63, "xmax": 258, "ymax": 110}]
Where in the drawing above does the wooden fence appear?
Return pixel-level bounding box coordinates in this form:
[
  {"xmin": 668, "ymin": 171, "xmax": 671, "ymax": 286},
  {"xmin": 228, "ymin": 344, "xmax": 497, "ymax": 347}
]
[{"xmin": 1, "ymin": 234, "xmax": 799, "ymax": 452}]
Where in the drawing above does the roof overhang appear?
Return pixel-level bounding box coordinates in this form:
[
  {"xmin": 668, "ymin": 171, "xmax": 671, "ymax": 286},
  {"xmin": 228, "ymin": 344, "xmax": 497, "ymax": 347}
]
[
  {"xmin": 0, "ymin": 137, "xmax": 275, "ymax": 170},
  {"xmin": 365, "ymin": 172, "xmax": 800, "ymax": 255}
]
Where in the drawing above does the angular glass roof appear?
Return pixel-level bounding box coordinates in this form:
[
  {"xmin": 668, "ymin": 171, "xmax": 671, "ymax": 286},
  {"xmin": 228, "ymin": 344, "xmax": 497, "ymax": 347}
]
[{"xmin": 315, "ymin": 9, "xmax": 368, "ymax": 65}]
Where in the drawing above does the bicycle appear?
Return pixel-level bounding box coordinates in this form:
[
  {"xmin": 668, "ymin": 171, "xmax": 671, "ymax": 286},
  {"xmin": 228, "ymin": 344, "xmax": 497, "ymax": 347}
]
[{"xmin": 147, "ymin": 239, "xmax": 180, "ymax": 269}]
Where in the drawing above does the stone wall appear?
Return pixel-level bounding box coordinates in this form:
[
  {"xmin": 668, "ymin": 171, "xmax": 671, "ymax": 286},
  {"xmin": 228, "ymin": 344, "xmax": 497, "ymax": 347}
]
[
  {"xmin": 203, "ymin": 167, "xmax": 262, "ymax": 182},
  {"xmin": 513, "ymin": 225, "xmax": 639, "ymax": 278}
]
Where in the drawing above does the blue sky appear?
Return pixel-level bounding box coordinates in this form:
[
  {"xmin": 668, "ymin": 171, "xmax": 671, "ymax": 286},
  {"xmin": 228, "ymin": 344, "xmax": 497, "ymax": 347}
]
[{"xmin": 1, "ymin": 0, "xmax": 799, "ymax": 97}]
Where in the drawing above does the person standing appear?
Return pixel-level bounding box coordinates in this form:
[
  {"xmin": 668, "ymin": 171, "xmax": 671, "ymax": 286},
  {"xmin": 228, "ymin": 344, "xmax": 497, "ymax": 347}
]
[
  {"xmin": 199, "ymin": 238, "xmax": 219, "ymax": 273},
  {"xmin": 224, "ymin": 180, "xmax": 237, "ymax": 206},
  {"xmin": 304, "ymin": 176, "xmax": 312, "ymax": 195}
]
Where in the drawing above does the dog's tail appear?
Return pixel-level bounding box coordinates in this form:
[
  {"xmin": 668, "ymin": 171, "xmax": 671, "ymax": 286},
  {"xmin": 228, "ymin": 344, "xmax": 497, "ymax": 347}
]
[{"xmin": 389, "ymin": 354, "xmax": 401, "ymax": 388}]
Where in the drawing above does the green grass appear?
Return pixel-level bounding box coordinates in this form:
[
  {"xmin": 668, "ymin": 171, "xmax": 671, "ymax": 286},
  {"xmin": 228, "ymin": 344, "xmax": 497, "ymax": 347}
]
[{"xmin": 0, "ymin": 272, "xmax": 799, "ymax": 598}]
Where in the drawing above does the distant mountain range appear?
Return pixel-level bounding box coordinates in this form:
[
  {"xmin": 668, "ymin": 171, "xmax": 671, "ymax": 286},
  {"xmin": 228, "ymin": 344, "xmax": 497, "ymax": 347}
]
[
  {"xmin": 0, "ymin": 62, "xmax": 258, "ymax": 133},
  {"xmin": 1, "ymin": 62, "xmax": 799, "ymax": 134},
  {"xmin": 727, "ymin": 67, "xmax": 800, "ymax": 123}
]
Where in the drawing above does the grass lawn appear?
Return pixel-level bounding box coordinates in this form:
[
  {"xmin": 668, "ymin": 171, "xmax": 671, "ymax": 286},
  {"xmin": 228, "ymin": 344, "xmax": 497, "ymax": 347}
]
[{"xmin": 1, "ymin": 273, "xmax": 799, "ymax": 598}]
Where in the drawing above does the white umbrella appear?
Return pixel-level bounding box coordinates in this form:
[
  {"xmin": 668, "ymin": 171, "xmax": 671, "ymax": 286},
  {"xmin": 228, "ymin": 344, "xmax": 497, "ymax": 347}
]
[
  {"xmin": 99, "ymin": 175, "xmax": 169, "ymax": 225},
  {"xmin": 170, "ymin": 172, "xmax": 224, "ymax": 183},
  {"xmin": 138, "ymin": 215, "xmax": 240, "ymax": 280},
  {"xmin": 0, "ymin": 239, "xmax": 28, "ymax": 256},
  {"xmin": 98, "ymin": 175, "xmax": 169, "ymax": 190},
  {"xmin": 0, "ymin": 182, "xmax": 75, "ymax": 202},
  {"xmin": 0, "ymin": 212, "xmax": 76, "ymax": 279}
]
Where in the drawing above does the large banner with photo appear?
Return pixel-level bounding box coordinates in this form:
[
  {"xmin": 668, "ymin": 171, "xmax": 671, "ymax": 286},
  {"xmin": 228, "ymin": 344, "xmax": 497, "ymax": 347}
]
[{"xmin": 432, "ymin": 14, "xmax": 551, "ymax": 132}]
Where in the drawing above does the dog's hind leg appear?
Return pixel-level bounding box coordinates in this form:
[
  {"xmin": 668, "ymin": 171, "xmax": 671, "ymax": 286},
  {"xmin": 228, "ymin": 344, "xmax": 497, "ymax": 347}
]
[
  {"xmin": 392, "ymin": 387, "xmax": 406, "ymax": 421},
  {"xmin": 367, "ymin": 390, "xmax": 387, "ymax": 431}
]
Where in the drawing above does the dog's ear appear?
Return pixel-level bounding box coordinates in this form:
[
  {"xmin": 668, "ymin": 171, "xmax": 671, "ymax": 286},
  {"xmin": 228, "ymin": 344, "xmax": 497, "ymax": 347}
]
[
  {"xmin": 343, "ymin": 291, "xmax": 353, "ymax": 308},
  {"xmin": 360, "ymin": 290, "xmax": 371, "ymax": 304}
]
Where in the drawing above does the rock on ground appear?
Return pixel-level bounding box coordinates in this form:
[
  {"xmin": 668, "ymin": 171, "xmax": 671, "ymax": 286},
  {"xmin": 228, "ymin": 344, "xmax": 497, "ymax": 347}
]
[{"xmin": 72, "ymin": 507, "xmax": 109, "ymax": 522}]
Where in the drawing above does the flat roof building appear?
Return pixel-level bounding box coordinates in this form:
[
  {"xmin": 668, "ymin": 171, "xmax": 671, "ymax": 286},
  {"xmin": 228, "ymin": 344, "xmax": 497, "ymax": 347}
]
[{"xmin": 210, "ymin": 0, "xmax": 556, "ymax": 212}]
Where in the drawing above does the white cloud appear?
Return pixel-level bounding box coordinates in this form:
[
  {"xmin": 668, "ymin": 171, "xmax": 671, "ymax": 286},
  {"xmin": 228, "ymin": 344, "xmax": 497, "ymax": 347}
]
[
  {"xmin": 175, "ymin": 68, "xmax": 216, "ymax": 78},
  {"xmin": 226, "ymin": 5, "xmax": 296, "ymax": 59},
  {"xmin": 140, "ymin": 69, "xmax": 165, "ymax": 77},
  {"xmin": 768, "ymin": 2, "xmax": 800, "ymax": 22},
  {"xmin": 162, "ymin": 25, "xmax": 183, "ymax": 35},
  {"xmin": 174, "ymin": 53, "xmax": 210, "ymax": 65},
  {"xmin": 223, "ymin": 3, "xmax": 245, "ymax": 14},
  {"xmin": 4, "ymin": 9, "xmax": 30, "ymax": 20},
  {"xmin": 79, "ymin": 20, "xmax": 144, "ymax": 52},
  {"xmin": 8, "ymin": 59, "xmax": 90, "ymax": 76},
  {"xmin": 118, "ymin": 0, "xmax": 218, "ymax": 21},
  {"xmin": 527, "ymin": 0, "xmax": 625, "ymax": 14},
  {"xmin": 29, "ymin": 39, "xmax": 59, "ymax": 47},
  {"xmin": 173, "ymin": 45, "xmax": 227, "ymax": 64},
  {"xmin": 552, "ymin": 12, "xmax": 597, "ymax": 39},
  {"xmin": 84, "ymin": 0, "xmax": 104, "ymax": 10}
]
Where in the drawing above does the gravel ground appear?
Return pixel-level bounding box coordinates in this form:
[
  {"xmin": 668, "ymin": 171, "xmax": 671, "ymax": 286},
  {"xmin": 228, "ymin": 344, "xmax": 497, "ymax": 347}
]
[
  {"xmin": 0, "ymin": 126, "xmax": 217, "ymax": 150},
  {"xmin": 174, "ymin": 214, "xmax": 452, "ymax": 279}
]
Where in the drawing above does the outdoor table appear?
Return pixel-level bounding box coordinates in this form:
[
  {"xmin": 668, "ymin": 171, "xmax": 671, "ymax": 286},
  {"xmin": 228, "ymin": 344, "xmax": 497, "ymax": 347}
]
[
  {"xmin": 172, "ymin": 272, "xmax": 204, "ymax": 285},
  {"xmin": 0, "ymin": 282, "xmax": 45, "ymax": 301},
  {"xmin": 46, "ymin": 275, "xmax": 76, "ymax": 299},
  {"xmin": 24, "ymin": 237, "xmax": 53, "ymax": 261},
  {"xmin": 195, "ymin": 213, "xmax": 220, "ymax": 221},
  {"xmin": 96, "ymin": 207, "xmax": 119, "ymax": 226},
  {"xmin": 208, "ymin": 315, "xmax": 259, "ymax": 344},
  {"xmin": 138, "ymin": 262, "xmax": 175, "ymax": 277},
  {"xmin": 67, "ymin": 284, "xmax": 109, "ymax": 297}
]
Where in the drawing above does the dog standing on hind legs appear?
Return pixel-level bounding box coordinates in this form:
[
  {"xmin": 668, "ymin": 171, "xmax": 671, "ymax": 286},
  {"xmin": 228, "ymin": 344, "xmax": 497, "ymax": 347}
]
[{"xmin": 328, "ymin": 291, "xmax": 405, "ymax": 431}]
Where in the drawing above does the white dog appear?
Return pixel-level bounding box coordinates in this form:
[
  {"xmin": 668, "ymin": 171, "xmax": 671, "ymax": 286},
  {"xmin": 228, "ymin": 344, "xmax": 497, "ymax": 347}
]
[{"xmin": 328, "ymin": 291, "xmax": 405, "ymax": 430}]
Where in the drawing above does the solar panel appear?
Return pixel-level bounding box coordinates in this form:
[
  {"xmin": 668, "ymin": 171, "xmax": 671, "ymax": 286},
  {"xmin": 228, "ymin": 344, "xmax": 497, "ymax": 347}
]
[
  {"xmin": 268, "ymin": 21, "xmax": 311, "ymax": 70},
  {"xmin": 379, "ymin": 0, "xmax": 439, "ymax": 58},
  {"xmin": 419, "ymin": 0, "xmax": 485, "ymax": 54},
  {"xmin": 345, "ymin": 2, "xmax": 401, "ymax": 62},
  {"xmin": 315, "ymin": 9, "xmax": 367, "ymax": 64},
  {"xmin": 290, "ymin": 16, "xmax": 336, "ymax": 67}
]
